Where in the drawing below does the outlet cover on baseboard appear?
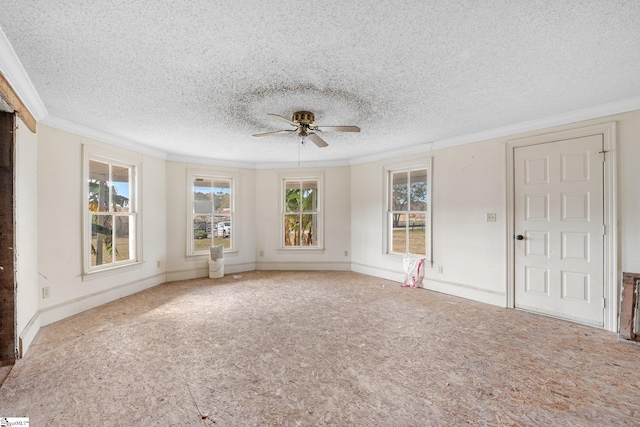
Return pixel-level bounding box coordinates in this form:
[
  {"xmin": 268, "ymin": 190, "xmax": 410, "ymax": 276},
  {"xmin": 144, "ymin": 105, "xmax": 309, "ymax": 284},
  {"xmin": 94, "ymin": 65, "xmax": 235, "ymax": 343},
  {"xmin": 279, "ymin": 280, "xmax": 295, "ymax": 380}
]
[{"xmin": 42, "ymin": 287, "xmax": 50, "ymax": 299}]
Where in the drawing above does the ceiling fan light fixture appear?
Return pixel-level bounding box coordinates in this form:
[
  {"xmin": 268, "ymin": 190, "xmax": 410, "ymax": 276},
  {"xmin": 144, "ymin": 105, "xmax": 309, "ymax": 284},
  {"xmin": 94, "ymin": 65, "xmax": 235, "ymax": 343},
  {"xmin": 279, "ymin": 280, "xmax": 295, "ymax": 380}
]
[{"xmin": 253, "ymin": 110, "xmax": 359, "ymax": 148}]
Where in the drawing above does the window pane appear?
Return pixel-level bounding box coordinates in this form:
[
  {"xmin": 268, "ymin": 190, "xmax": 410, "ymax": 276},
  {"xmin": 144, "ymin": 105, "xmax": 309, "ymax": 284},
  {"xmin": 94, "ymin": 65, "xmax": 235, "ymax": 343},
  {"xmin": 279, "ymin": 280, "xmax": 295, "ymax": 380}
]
[
  {"xmin": 89, "ymin": 160, "xmax": 109, "ymax": 213},
  {"xmin": 115, "ymin": 216, "xmax": 131, "ymax": 262},
  {"xmin": 193, "ymin": 215, "xmax": 212, "ymax": 251},
  {"xmin": 300, "ymin": 214, "xmax": 317, "ymax": 246},
  {"xmin": 213, "ymin": 180, "xmax": 231, "ymax": 213},
  {"xmin": 301, "ymin": 181, "xmax": 317, "ymax": 212},
  {"xmin": 391, "ymin": 213, "xmax": 407, "ymax": 253},
  {"xmin": 408, "ymin": 213, "xmax": 426, "ymax": 255},
  {"xmin": 409, "ymin": 169, "xmax": 427, "ymax": 211},
  {"xmin": 391, "ymin": 172, "xmax": 408, "ymax": 212},
  {"xmin": 91, "ymin": 214, "xmax": 114, "ymax": 266},
  {"xmin": 213, "ymin": 233, "xmax": 231, "ymax": 249},
  {"xmin": 284, "ymin": 214, "xmax": 300, "ymax": 246},
  {"xmin": 213, "ymin": 215, "xmax": 231, "ymax": 249},
  {"xmin": 194, "ymin": 178, "xmax": 213, "ymax": 214},
  {"xmin": 111, "ymin": 165, "xmax": 130, "ymax": 212},
  {"xmin": 285, "ymin": 181, "xmax": 301, "ymax": 212}
]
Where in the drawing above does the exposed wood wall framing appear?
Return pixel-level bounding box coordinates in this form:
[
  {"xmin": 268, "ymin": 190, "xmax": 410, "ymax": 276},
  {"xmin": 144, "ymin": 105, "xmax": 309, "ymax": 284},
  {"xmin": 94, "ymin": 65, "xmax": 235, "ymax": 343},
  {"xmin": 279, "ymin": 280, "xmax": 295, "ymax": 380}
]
[
  {"xmin": 0, "ymin": 72, "xmax": 36, "ymax": 133},
  {"xmin": 620, "ymin": 272, "xmax": 640, "ymax": 342},
  {"xmin": 0, "ymin": 112, "xmax": 15, "ymax": 365}
]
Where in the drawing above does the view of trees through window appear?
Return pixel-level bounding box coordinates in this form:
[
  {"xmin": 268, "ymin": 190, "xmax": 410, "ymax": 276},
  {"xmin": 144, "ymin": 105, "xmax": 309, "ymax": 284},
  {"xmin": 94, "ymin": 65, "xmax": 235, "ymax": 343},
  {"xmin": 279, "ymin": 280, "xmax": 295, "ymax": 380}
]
[
  {"xmin": 193, "ymin": 177, "xmax": 232, "ymax": 252},
  {"xmin": 390, "ymin": 168, "xmax": 427, "ymax": 255},
  {"xmin": 284, "ymin": 180, "xmax": 318, "ymax": 247},
  {"xmin": 88, "ymin": 159, "xmax": 134, "ymax": 268}
]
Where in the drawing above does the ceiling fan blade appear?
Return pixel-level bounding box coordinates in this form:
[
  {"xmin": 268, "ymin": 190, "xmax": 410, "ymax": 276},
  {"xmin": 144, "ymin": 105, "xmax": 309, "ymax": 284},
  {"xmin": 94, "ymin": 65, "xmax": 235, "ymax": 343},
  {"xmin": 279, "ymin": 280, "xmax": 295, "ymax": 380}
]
[
  {"xmin": 315, "ymin": 125, "xmax": 361, "ymax": 132},
  {"xmin": 252, "ymin": 129, "xmax": 296, "ymax": 137},
  {"xmin": 267, "ymin": 113, "xmax": 297, "ymax": 127},
  {"xmin": 307, "ymin": 133, "xmax": 328, "ymax": 148}
]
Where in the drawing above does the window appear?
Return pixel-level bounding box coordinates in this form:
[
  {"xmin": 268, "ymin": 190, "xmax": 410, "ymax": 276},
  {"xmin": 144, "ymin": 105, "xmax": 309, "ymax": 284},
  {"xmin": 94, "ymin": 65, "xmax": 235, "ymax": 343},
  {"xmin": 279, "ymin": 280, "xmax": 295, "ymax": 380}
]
[
  {"xmin": 282, "ymin": 175, "xmax": 322, "ymax": 248},
  {"xmin": 85, "ymin": 153, "xmax": 138, "ymax": 273},
  {"xmin": 190, "ymin": 175, "xmax": 234, "ymax": 254},
  {"xmin": 387, "ymin": 160, "xmax": 431, "ymax": 259}
]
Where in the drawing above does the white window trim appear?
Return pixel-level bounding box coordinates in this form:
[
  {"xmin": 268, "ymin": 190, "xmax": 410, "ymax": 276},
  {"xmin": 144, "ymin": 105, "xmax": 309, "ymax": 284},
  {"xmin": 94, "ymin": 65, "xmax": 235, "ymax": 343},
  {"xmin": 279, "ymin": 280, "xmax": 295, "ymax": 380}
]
[
  {"xmin": 186, "ymin": 168, "xmax": 238, "ymax": 257},
  {"xmin": 278, "ymin": 171, "xmax": 324, "ymax": 251},
  {"xmin": 383, "ymin": 156, "xmax": 432, "ymax": 264},
  {"xmin": 82, "ymin": 145, "xmax": 142, "ymax": 278}
]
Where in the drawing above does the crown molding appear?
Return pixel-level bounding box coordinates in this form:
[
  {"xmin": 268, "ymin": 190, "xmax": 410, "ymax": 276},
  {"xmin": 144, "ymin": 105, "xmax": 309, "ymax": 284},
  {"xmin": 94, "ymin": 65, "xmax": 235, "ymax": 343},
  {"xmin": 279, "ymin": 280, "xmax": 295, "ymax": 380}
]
[
  {"xmin": 255, "ymin": 159, "xmax": 351, "ymax": 169},
  {"xmin": 349, "ymin": 141, "xmax": 435, "ymax": 165},
  {"xmin": 41, "ymin": 115, "xmax": 168, "ymax": 159},
  {"xmin": 350, "ymin": 96, "xmax": 640, "ymax": 165},
  {"xmin": 0, "ymin": 26, "xmax": 48, "ymax": 120},
  {"xmin": 166, "ymin": 153, "xmax": 351, "ymax": 170},
  {"xmin": 166, "ymin": 153, "xmax": 255, "ymax": 169}
]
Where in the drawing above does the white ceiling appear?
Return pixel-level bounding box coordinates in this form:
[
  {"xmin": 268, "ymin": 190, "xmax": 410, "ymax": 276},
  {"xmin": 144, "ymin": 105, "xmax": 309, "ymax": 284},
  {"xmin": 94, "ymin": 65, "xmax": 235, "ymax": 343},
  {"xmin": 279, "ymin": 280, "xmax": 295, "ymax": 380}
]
[{"xmin": 1, "ymin": 1, "xmax": 639, "ymax": 166}]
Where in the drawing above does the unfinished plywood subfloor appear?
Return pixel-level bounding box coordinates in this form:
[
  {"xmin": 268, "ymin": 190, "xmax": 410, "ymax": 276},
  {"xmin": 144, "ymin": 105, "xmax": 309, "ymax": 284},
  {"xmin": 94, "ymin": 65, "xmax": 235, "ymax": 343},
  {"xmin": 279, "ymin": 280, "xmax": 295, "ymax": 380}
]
[{"xmin": 1, "ymin": 271, "xmax": 639, "ymax": 426}]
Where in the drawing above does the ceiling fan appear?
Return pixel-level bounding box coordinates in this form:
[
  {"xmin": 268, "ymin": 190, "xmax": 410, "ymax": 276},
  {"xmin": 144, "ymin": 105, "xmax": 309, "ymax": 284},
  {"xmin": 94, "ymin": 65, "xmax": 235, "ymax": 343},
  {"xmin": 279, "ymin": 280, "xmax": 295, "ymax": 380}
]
[{"xmin": 252, "ymin": 111, "xmax": 360, "ymax": 147}]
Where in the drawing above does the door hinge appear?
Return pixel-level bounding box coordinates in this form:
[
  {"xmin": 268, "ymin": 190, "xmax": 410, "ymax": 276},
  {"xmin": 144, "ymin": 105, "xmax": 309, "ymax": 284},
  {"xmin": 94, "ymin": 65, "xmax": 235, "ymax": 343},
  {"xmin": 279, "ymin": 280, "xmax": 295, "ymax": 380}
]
[
  {"xmin": 602, "ymin": 225, "xmax": 606, "ymax": 236},
  {"xmin": 601, "ymin": 297, "xmax": 606, "ymax": 309}
]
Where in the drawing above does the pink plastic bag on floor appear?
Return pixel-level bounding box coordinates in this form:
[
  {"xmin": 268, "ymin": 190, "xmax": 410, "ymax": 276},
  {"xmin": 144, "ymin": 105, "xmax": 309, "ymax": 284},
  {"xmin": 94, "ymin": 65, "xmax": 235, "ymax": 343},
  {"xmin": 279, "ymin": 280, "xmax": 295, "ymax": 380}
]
[{"xmin": 402, "ymin": 255, "xmax": 425, "ymax": 288}]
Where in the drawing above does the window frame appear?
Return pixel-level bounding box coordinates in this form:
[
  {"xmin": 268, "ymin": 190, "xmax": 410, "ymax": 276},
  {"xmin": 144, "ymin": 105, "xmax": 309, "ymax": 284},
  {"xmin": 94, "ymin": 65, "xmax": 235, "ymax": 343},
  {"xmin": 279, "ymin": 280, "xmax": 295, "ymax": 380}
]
[
  {"xmin": 279, "ymin": 171, "xmax": 324, "ymax": 251},
  {"xmin": 187, "ymin": 170, "xmax": 237, "ymax": 256},
  {"xmin": 384, "ymin": 157, "xmax": 432, "ymax": 263},
  {"xmin": 83, "ymin": 147, "xmax": 141, "ymax": 277}
]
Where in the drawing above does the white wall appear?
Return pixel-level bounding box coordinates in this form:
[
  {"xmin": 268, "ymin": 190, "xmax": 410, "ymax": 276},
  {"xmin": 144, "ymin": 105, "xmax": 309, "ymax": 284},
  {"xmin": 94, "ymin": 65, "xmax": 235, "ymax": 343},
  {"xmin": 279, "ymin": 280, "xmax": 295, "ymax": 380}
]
[
  {"xmin": 165, "ymin": 161, "xmax": 257, "ymax": 281},
  {"xmin": 351, "ymin": 110, "xmax": 640, "ymax": 307},
  {"xmin": 35, "ymin": 125, "xmax": 167, "ymax": 327},
  {"xmin": 15, "ymin": 109, "xmax": 640, "ymax": 357},
  {"xmin": 15, "ymin": 117, "xmax": 39, "ymax": 356},
  {"xmin": 616, "ymin": 111, "xmax": 640, "ymax": 275},
  {"xmin": 255, "ymin": 166, "xmax": 351, "ymax": 270}
]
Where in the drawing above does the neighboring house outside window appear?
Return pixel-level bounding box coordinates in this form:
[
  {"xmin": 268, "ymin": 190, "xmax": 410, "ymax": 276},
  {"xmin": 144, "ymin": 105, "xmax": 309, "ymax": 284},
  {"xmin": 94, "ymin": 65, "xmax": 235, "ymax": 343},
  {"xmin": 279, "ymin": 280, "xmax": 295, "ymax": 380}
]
[
  {"xmin": 386, "ymin": 158, "xmax": 432, "ymax": 262},
  {"xmin": 190, "ymin": 175, "xmax": 234, "ymax": 255},
  {"xmin": 281, "ymin": 173, "xmax": 323, "ymax": 249},
  {"xmin": 85, "ymin": 150, "xmax": 139, "ymax": 274}
]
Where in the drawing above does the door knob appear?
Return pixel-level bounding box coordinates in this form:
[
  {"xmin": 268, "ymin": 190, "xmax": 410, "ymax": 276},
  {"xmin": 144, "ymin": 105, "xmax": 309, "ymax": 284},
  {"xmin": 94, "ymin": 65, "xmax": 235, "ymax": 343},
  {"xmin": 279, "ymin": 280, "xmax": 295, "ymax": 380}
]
[{"xmin": 515, "ymin": 235, "xmax": 524, "ymax": 240}]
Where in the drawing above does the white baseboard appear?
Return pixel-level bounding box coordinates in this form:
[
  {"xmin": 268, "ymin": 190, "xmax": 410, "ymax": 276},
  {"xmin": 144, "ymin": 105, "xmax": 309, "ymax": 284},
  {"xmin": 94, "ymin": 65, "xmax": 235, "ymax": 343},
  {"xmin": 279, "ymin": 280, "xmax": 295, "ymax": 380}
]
[
  {"xmin": 351, "ymin": 262, "xmax": 506, "ymax": 307},
  {"xmin": 165, "ymin": 262, "xmax": 257, "ymax": 282},
  {"xmin": 351, "ymin": 262, "xmax": 404, "ymax": 283},
  {"xmin": 19, "ymin": 273, "xmax": 166, "ymax": 357},
  {"xmin": 18, "ymin": 311, "xmax": 41, "ymax": 359},
  {"xmin": 420, "ymin": 278, "xmax": 506, "ymax": 307},
  {"xmin": 255, "ymin": 261, "xmax": 351, "ymax": 271}
]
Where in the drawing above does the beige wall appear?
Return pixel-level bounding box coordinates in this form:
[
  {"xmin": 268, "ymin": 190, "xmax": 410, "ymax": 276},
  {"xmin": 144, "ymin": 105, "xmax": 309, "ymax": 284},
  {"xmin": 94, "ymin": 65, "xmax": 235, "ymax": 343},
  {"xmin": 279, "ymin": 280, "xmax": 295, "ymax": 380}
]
[
  {"xmin": 14, "ymin": 109, "xmax": 640, "ymax": 356},
  {"xmin": 255, "ymin": 166, "xmax": 351, "ymax": 270},
  {"xmin": 165, "ymin": 161, "xmax": 257, "ymax": 281},
  {"xmin": 351, "ymin": 110, "xmax": 640, "ymax": 307},
  {"xmin": 35, "ymin": 125, "xmax": 167, "ymax": 327}
]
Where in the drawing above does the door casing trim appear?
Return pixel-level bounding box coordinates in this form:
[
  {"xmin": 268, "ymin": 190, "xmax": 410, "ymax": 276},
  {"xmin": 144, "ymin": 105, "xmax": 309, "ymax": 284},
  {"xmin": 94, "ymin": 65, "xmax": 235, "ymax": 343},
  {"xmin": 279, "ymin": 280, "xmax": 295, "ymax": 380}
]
[{"xmin": 505, "ymin": 122, "xmax": 618, "ymax": 332}]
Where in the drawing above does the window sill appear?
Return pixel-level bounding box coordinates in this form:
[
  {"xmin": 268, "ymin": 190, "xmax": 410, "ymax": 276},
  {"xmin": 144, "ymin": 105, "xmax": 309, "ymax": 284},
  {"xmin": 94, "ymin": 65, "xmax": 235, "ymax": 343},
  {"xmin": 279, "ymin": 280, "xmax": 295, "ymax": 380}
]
[
  {"xmin": 83, "ymin": 261, "xmax": 144, "ymax": 281},
  {"xmin": 187, "ymin": 250, "xmax": 239, "ymax": 258},
  {"xmin": 277, "ymin": 247, "xmax": 325, "ymax": 254}
]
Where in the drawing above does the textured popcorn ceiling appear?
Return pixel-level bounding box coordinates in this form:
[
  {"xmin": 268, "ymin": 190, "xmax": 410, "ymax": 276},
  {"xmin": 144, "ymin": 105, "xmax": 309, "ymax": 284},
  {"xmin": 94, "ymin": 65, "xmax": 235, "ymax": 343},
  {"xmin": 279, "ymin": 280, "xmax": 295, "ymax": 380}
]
[{"xmin": 0, "ymin": 1, "xmax": 639, "ymax": 164}]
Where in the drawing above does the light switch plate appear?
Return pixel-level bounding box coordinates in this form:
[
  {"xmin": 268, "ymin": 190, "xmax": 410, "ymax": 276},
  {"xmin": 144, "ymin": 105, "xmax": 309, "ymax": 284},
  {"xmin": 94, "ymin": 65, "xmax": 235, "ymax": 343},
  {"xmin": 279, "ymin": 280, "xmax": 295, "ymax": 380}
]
[{"xmin": 486, "ymin": 213, "xmax": 497, "ymax": 222}]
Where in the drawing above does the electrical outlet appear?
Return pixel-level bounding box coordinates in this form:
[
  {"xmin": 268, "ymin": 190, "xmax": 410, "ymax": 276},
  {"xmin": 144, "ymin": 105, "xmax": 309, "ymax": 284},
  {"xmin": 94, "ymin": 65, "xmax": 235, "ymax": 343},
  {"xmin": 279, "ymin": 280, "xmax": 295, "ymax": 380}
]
[
  {"xmin": 42, "ymin": 287, "xmax": 50, "ymax": 299},
  {"xmin": 344, "ymin": 250, "xmax": 349, "ymax": 257},
  {"xmin": 260, "ymin": 250, "xmax": 264, "ymax": 257},
  {"xmin": 486, "ymin": 213, "xmax": 497, "ymax": 222},
  {"xmin": 438, "ymin": 266, "xmax": 443, "ymax": 274},
  {"xmin": 157, "ymin": 260, "xmax": 161, "ymax": 268}
]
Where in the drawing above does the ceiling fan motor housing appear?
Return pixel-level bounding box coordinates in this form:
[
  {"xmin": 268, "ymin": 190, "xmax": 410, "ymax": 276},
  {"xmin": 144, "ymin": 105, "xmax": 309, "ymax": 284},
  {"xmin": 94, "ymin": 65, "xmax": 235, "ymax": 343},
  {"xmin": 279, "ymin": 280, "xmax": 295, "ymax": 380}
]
[{"xmin": 293, "ymin": 111, "xmax": 315, "ymax": 125}]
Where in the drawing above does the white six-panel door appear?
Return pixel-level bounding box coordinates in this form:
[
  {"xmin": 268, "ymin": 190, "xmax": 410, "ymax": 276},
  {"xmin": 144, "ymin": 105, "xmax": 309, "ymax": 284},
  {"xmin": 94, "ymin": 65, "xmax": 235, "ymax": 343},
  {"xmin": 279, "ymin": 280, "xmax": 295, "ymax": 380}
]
[{"xmin": 514, "ymin": 134, "xmax": 604, "ymax": 326}]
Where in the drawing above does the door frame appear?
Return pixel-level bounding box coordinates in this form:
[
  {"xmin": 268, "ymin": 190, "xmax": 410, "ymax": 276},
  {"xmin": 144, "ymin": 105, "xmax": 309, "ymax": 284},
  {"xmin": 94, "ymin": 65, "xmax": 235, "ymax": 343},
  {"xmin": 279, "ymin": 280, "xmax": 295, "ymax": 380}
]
[
  {"xmin": 0, "ymin": 111, "xmax": 16, "ymax": 364},
  {"xmin": 506, "ymin": 122, "xmax": 618, "ymax": 332}
]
